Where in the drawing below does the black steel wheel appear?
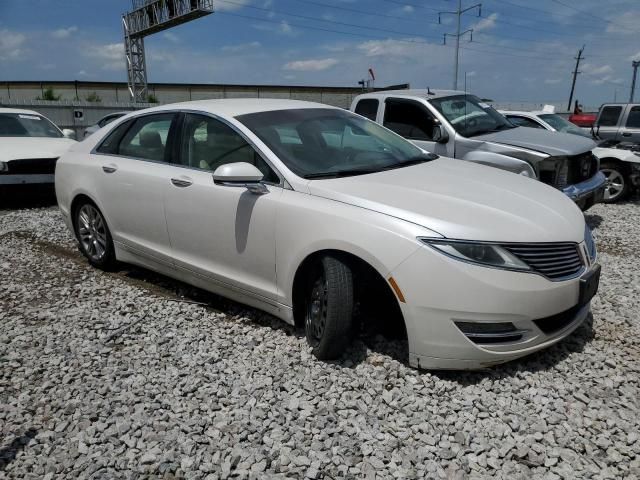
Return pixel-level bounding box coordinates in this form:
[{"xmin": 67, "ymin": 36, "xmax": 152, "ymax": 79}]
[{"xmin": 304, "ymin": 255, "xmax": 354, "ymax": 360}]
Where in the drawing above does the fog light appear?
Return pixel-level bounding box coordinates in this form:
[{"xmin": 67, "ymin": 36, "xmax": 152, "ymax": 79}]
[{"xmin": 455, "ymin": 321, "xmax": 525, "ymax": 344}]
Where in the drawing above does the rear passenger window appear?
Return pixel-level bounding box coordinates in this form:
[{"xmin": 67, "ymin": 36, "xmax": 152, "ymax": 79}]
[
  {"xmin": 507, "ymin": 116, "xmax": 545, "ymax": 129},
  {"xmin": 625, "ymin": 106, "xmax": 640, "ymax": 128},
  {"xmin": 96, "ymin": 120, "xmax": 133, "ymax": 154},
  {"xmin": 354, "ymin": 99, "xmax": 379, "ymax": 121},
  {"xmin": 598, "ymin": 106, "xmax": 622, "ymax": 126},
  {"xmin": 179, "ymin": 114, "xmax": 280, "ymax": 184},
  {"xmin": 118, "ymin": 114, "xmax": 175, "ymax": 162}
]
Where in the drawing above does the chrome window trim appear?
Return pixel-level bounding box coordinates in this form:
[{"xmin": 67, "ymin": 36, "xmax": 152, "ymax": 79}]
[
  {"xmin": 418, "ymin": 237, "xmax": 586, "ymax": 282},
  {"xmin": 91, "ymin": 108, "xmax": 288, "ymax": 189}
]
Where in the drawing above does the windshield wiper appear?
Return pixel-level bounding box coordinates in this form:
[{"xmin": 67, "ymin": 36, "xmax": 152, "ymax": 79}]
[
  {"xmin": 304, "ymin": 168, "xmax": 383, "ymax": 179},
  {"xmin": 385, "ymin": 154, "xmax": 437, "ymax": 169}
]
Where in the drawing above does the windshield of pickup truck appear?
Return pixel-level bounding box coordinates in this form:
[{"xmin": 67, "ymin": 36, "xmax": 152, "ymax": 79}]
[
  {"xmin": 0, "ymin": 113, "xmax": 63, "ymax": 138},
  {"xmin": 236, "ymin": 108, "xmax": 436, "ymax": 179},
  {"xmin": 429, "ymin": 94, "xmax": 515, "ymax": 137},
  {"xmin": 539, "ymin": 113, "xmax": 592, "ymax": 138}
]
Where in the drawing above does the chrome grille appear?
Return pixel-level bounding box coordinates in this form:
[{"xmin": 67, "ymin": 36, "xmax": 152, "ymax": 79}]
[{"xmin": 502, "ymin": 243, "xmax": 583, "ymax": 280}]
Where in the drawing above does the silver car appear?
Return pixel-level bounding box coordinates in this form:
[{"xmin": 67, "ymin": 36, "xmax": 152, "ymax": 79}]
[{"xmin": 83, "ymin": 112, "xmax": 128, "ymax": 139}]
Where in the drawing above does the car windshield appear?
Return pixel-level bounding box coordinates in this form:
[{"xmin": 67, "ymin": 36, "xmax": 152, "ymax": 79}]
[
  {"xmin": 0, "ymin": 113, "xmax": 63, "ymax": 138},
  {"xmin": 235, "ymin": 108, "xmax": 436, "ymax": 179},
  {"xmin": 539, "ymin": 113, "xmax": 592, "ymax": 138},
  {"xmin": 429, "ymin": 94, "xmax": 515, "ymax": 137}
]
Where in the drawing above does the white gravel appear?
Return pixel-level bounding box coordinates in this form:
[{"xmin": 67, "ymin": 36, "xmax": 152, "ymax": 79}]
[{"xmin": 1, "ymin": 199, "xmax": 639, "ymax": 479}]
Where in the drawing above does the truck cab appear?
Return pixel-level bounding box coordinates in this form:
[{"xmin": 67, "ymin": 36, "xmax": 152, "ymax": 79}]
[
  {"xmin": 351, "ymin": 89, "xmax": 606, "ymax": 210},
  {"xmin": 594, "ymin": 103, "xmax": 640, "ymax": 144}
]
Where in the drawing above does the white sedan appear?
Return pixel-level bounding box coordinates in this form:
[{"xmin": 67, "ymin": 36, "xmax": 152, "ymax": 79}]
[
  {"xmin": 502, "ymin": 109, "xmax": 640, "ymax": 203},
  {"xmin": 55, "ymin": 99, "xmax": 600, "ymax": 370},
  {"xmin": 0, "ymin": 108, "xmax": 76, "ymax": 188}
]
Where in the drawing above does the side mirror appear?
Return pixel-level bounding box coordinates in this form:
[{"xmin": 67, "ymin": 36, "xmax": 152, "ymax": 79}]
[
  {"xmin": 213, "ymin": 162, "xmax": 267, "ymax": 194},
  {"xmin": 62, "ymin": 128, "xmax": 76, "ymax": 140},
  {"xmin": 432, "ymin": 124, "xmax": 449, "ymax": 144}
]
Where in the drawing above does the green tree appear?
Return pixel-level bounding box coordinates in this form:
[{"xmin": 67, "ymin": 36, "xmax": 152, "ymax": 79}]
[
  {"xmin": 146, "ymin": 93, "xmax": 159, "ymax": 104},
  {"xmin": 37, "ymin": 87, "xmax": 61, "ymax": 101},
  {"xmin": 86, "ymin": 91, "xmax": 102, "ymax": 103}
]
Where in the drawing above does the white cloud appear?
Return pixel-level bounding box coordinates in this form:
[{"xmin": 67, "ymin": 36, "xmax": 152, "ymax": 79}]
[
  {"xmin": 630, "ymin": 51, "xmax": 640, "ymax": 62},
  {"xmin": 163, "ymin": 32, "xmax": 180, "ymax": 43},
  {"xmin": 473, "ymin": 13, "xmax": 498, "ymax": 33},
  {"xmin": 544, "ymin": 78, "xmax": 562, "ymax": 85},
  {"xmin": 52, "ymin": 26, "xmax": 78, "ymax": 39},
  {"xmin": 0, "ymin": 28, "xmax": 26, "ymax": 60},
  {"xmin": 78, "ymin": 70, "xmax": 88, "ymax": 76},
  {"xmin": 582, "ymin": 64, "xmax": 613, "ymax": 76},
  {"xmin": 402, "ymin": 5, "xmax": 414, "ymax": 13},
  {"xmin": 606, "ymin": 11, "xmax": 640, "ymax": 35},
  {"xmin": 85, "ymin": 43, "xmax": 124, "ymax": 71},
  {"xmin": 253, "ymin": 20, "xmax": 295, "ymax": 36},
  {"xmin": 357, "ymin": 38, "xmax": 425, "ymax": 58},
  {"xmin": 466, "ymin": 71, "xmax": 477, "ymax": 77},
  {"xmin": 284, "ymin": 57, "xmax": 339, "ymax": 71},
  {"xmin": 221, "ymin": 41, "xmax": 261, "ymax": 52},
  {"xmin": 215, "ymin": 0, "xmax": 251, "ymax": 11}
]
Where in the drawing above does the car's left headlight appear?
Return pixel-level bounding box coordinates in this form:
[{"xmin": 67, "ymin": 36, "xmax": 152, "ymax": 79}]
[
  {"xmin": 419, "ymin": 238, "xmax": 531, "ymax": 271},
  {"xmin": 584, "ymin": 225, "xmax": 597, "ymax": 262}
]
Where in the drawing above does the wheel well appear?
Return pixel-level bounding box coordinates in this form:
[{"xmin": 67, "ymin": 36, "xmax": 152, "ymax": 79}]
[
  {"xmin": 292, "ymin": 250, "xmax": 407, "ymax": 338},
  {"xmin": 600, "ymin": 158, "xmax": 630, "ymax": 174},
  {"xmin": 69, "ymin": 194, "xmax": 96, "ymax": 229}
]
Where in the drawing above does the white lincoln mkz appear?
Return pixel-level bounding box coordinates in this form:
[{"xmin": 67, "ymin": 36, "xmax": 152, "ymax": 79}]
[{"xmin": 55, "ymin": 99, "xmax": 600, "ymax": 370}]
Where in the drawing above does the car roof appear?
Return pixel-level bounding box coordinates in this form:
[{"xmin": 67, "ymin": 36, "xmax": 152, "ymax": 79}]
[
  {"xmin": 355, "ymin": 89, "xmax": 468, "ymax": 101},
  {"xmin": 135, "ymin": 98, "xmax": 340, "ymax": 117},
  {"xmin": 500, "ymin": 110, "xmax": 548, "ymax": 116},
  {"xmin": 0, "ymin": 108, "xmax": 42, "ymax": 115}
]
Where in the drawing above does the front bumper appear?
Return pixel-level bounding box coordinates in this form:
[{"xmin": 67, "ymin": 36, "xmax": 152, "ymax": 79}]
[
  {"xmin": 390, "ymin": 244, "xmax": 598, "ymax": 370},
  {"xmin": 0, "ymin": 174, "xmax": 55, "ymax": 185},
  {"xmin": 561, "ymin": 171, "xmax": 606, "ymax": 210}
]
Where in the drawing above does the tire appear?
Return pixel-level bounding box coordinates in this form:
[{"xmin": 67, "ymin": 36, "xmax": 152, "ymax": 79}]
[
  {"xmin": 73, "ymin": 201, "xmax": 116, "ymax": 270},
  {"xmin": 601, "ymin": 161, "xmax": 630, "ymax": 203},
  {"xmin": 304, "ymin": 255, "xmax": 354, "ymax": 360}
]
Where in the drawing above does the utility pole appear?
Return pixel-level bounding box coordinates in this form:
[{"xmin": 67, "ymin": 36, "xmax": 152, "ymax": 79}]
[
  {"xmin": 630, "ymin": 61, "xmax": 639, "ymax": 103},
  {"xmin": 567, "ymin": 45, "xmax": 585, "ymax": 112},
  {"xmin": 440, "ymin": 1, "xmax": 481, "ymax": 90}
]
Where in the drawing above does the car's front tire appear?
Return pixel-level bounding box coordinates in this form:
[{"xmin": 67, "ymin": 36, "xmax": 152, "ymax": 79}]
[
  {"xmin": 601, "ymin": 160, "xmax": 630, "ymax": 203},
  {"xmin": 73, "ymin": 201, "xmax": 116, "ymax": 270},
  {"xmin": 304, "ymin": 255, "xmax": 354, "ymax": 360}
]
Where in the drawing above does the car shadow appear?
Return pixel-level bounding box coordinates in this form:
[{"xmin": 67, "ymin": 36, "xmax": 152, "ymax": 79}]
[
  {"xmin": 0, "ymin": 428, "xmax": 37, "ymax": 471},
  {"xmin": 584, "ymin": 213, "xmax": 603, "ymax": 229},
  {"xmin": 0, "ymin": 186, "xmax": 57, "ymax": 210}
]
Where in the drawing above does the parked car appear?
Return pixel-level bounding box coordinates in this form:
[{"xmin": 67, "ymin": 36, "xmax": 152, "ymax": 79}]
[
  {"xmin": 593, "ymin": 103, "xmax": 640, "ymax": 144},
  {"xmin": 56, "ymin": 99, "xmax": 600, "ymax": 370},
  {"xmin": 350, "ymin": 90, "xmax": 605, "ymax": 211},
  {"xmin": 0, "ymin": 108, "xmax": 76, "ymax": 189},
  {"xmin": 83, "ymin": 112, "xmax": 128, "ymax": 139},
  {"xmin": 501, "ymin": 109, "xmax": 640, "ymax": 203},
  {"xmin": 569, "ymin": 112, "xmax": 597, "ymax": 128}
]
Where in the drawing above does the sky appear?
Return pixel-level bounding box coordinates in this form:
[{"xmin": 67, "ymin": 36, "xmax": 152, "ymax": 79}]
[{"xmin": 0, "ymin": 0, "xmax": 639, "ymax": 106}]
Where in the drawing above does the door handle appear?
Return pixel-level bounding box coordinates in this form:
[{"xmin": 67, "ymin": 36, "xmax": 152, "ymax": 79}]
[
  {"xmin": 102, "ymin": 164, "xmax": 118, "ymax": 173},
  {"xmin": 621, "ymin": 132, "xmax": 632, "ymax": 137},
  {"xmin": 171, "ymin": 177, "xmax": 193, "ymax": 188}
]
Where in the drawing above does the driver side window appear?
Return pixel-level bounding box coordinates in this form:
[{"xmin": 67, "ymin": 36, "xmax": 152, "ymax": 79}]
[
  {"xmin": 179, "ymin": 114, "xmax": 280, "ymax": 183},
  {"xmin": 383, "ymin": 99, "xmax": 435, "ymax": 141}
]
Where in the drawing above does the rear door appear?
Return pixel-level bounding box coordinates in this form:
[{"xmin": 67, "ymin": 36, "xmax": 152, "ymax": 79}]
[
  {"xmin": 93, "ymin": 112, "xmax": 178, "ymax": 263},
  {"xmin": 620, "ymin": 105, "xmax": 640, "ymax": 143},
  {"xmin": 595, "ymin": 105, "xmax": 624, "ymax": 141}
]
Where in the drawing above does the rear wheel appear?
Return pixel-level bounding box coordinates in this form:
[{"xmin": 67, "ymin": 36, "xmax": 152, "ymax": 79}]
[
  {"xmin": 74, "ymin": 202, "xmax": 116, "ymax": 270},
  {"xmin": 601, "ymin": 161, "xmax": 630, "ymax": 203},
  {"xmin": 304, "ymin": 255, "xmax": 354, "ymax": 360}
]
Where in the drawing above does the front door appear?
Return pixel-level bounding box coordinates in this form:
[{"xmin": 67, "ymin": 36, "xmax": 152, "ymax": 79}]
[
  {"xmin": 620, "ymin": 106, "xmax": 640, "ymax": 143},
  {"xmin": 163, "ymin": 113, "xmax": 283, "ymax": 300}
]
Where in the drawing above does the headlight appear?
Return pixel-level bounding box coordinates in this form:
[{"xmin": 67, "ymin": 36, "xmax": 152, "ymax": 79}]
[
  {"xmin": 419, "ymin": 238, "xmax": 530, "ymax": 271},
  {"xmin": 584, "ymin": 225, "xmax": 597, "ymax": 262},
  {"xmin": 0, "ymin": 161, "xmax": 7, "ymax": 172}
]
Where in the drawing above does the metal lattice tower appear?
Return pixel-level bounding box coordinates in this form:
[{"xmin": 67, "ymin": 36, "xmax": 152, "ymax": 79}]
[{"xmin": 123, "ymin": 0, "xmax": 214, "ymax": 103}]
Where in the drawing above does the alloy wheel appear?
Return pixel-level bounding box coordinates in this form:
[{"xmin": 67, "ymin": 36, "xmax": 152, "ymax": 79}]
[
  {"xmin": 601, "ymin": 168, "xmax": 625, "ymax": 202},
  {"xmin": 77, "ymin": 204, "xmax": 108, "ymax": 262}
]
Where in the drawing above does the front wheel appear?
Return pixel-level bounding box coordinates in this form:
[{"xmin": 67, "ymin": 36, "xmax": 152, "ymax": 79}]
[
  {"xmin": 74, "ymin": 202, "xmax": 116, "ymax": 270},
  {"xmin": 601, "ymin": 161, "xmax": 630, "ymax": 203},
  {"xmin": 304, "ymin": 255, "xmax": 354, "ymax": 360}
]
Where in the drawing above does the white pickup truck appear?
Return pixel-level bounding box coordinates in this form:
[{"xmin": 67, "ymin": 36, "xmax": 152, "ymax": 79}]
[{"xmin": 350, "ymin": 90, "xmax": 606, "ymax": 211}]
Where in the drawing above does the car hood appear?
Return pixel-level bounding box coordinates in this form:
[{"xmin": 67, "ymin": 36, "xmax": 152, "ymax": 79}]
[
  {"xmin": 307, "ymin": 159, "xmax": 585, "ymax": 243},
  {"xmin": 474, "ymin": 127, "xmax": 596, "ymax": 157},
  {"xmin": 0, "ymin": 137, "xmax": 76, "ymax": 162}
]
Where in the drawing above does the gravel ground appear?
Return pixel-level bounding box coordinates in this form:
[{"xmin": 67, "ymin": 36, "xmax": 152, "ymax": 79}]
[{"xmin": 1, "ymin": 199, "xmax": 639, "ymax": 479}]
